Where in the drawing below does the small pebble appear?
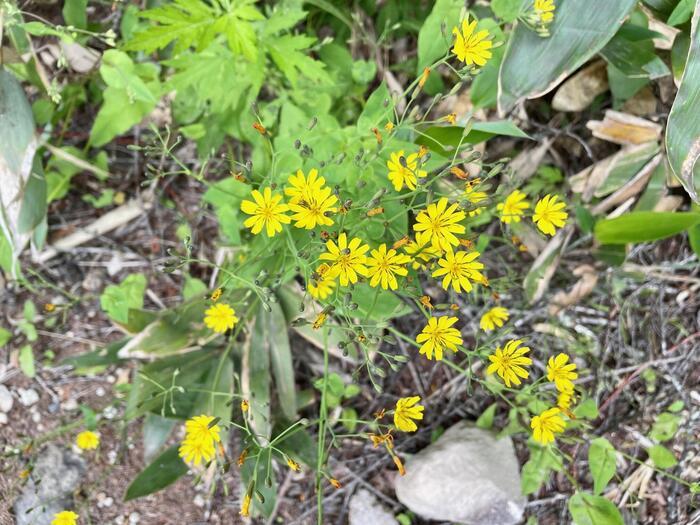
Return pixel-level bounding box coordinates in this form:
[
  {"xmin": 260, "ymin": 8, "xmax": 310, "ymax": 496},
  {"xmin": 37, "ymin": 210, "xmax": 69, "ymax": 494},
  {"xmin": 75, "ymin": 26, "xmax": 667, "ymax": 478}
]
[
  {"xmin": 18, "ymin": 388, "xmax": 40, "ymax": 407},
  {"xmin": 0, "ymin": 413, "xmax": 8, "ymax": 425},
  {"xmin": 31, "ymin": 411, "xmax": 41, "ymax": 423},
  {"xmin": 0, "ymin": 385, "xmax": 13, "ymax": 412},
  {"xmin": 62, "ymin": 398, "xmax": 78, "ymax": 411},
  {"xmin": 96, "ymin": 387, "xmax": 106, "ymax": 397},
  {"xmin": 193, "ymin": 494, "xmax": 205, "ymax": 507},
  {"xmin": 103, "ymin": 406, "xmax": 117, "ymax": 419},
  {"xmin": 129, "ymin": 511, "xmax": 140, "ymax": 524},
  {"xmin": 108, "ymin": 450, "xmax": 118, "ymax": 464}
]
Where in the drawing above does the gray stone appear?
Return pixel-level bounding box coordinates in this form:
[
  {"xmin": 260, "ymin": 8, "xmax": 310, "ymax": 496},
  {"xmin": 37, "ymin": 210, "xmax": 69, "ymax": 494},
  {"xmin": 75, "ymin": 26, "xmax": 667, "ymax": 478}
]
[
  {"xmin": 0, "ymin": 384, "xmax": 13, "ymax": 412},
  {"xmin": 349, "ymin": 489, "xmax": 398, "ymax": 525},
  {"xmin": 395, "ymin": 422, "xmax": 525, "ymax": 525},
  {"xmin": 18, "ymin": 388, "xmax": 39, "ymax": 407},
  {"xmin": 14, "ymin": 444, "xmax": 86, "ymax": 525}
]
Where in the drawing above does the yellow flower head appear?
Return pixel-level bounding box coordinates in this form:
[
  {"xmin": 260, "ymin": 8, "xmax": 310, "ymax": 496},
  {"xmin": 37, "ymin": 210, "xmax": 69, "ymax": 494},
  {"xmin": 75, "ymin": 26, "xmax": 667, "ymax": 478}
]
[
  {"xmin": 75, "ymin": 430, "xmax": 100, "ymax": 450},
  {"xmin": 393, "ymin": 396, "xmax": 424, "ymax": 432},
  {"xmin": 480, "ymin": 306, "xmax": 509, "ymax": 331},
  {"xmin": 387, "ymin": 151, "xmax": 425, "ymax": 192},
  {"xmin": 465, "ymin": 179, "xmax": 488, "ymax": 217},
  {"xmin": 285, "ymin": 168, "xmax": 326, "ymax": 204},
  {"xmin": 319, "ymin": 233, "xmax": 370, "ymax": 286},
  {"xmin": 240, "ymin": 493, "xmax": 252, "ymax": 517},
  {"xmin": 210, "ymin": 288, "xmax": 223, "ymax": 302},
  {"xmin": 416, "ymin": 316, "xmax": 463, "ymax": 361},
  {"xmin": 313, "ymin": 312, "xmax": 327, "ymax": 330},
  {"xmin": 286, "ymin": 457, "xmax": 301, "ymax": 472},
  {"xmin": 413, "ymin": 197, "xmax": 466, "ymax": 252},
  {"xmin": 240, "ymin": 187, "xmax": 291, "ymax": 237},
  {"xmin": 497, "ymin": 190, "xmax": 530, "ymax": 224},
  {"xmin": 366, "ymin": 243, "xmax": 411, "ymax": 290},
  {"xmin": 289, "ymin": 185, "xmax": 338, "ymax": 229},
  {"xmin": 308, "ymin": 264, "xmax": 336, "ymax": 300},
  {"xmin": 204, "ymin": 303, "xmax": 238, "ymax": 334},
  {"xmin": 52, "ymin": 511, "xmax": 79, "ymax": 525},
  {"xmin": 404, "ymin": 237, "xmax": 441, "ymax": 270},
  {"xmin": 432, "ymin": 250, "xmax": 485, "ymax": 293},
  {"xmin": 557, "ymin": 388, "xmax": 574, "ymax": 410},
  {"xmin": 530, "ymin": 407, "xmax": 566, "ymax": 445},
  {"xmin": 546, "ymin": 353, "xmax": 578, "ymax": 392},
  {"xmin": 179, "ymin": 415, "xmax": 221, "ymax": 466},
  {"xmin": 487, "ymin": 339, "xmax": 532, "ymax": 387},
  {"xmin": 452, "ymin": 17, "xmax": 493, "ymax": 67},
  {"xmin": 533, "ymin": 194, "xmax": 568, "ymax": 236},
  {"xmin": 534, "ymin": 0, "xmax": 556, "ymax": 23}
]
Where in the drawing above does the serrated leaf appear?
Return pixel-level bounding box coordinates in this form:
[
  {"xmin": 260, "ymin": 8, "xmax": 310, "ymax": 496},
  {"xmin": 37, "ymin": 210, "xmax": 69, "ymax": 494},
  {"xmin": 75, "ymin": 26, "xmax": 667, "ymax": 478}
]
[
  {"xmin": 498, "ymin": 0, "xmax": 638, "ymax": 114},
  {"xmin": 124, "ymin": 445, "xmax": 188, "ymax": 501},
  {"xmin": 588, "ymin": 438, "xmax": 617, "ymax": 495}
]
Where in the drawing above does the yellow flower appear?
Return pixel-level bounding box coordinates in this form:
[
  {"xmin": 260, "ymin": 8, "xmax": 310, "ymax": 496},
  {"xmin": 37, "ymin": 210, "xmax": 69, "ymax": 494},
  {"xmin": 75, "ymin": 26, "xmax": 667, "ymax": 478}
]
[
  {"xmin": 546, "ymin": 353, "xmax": 578, "ymax": 392},
  {"xmin": 530, "ymin": 407, "xmax": 566, "ymax": 445},
  {"xmin": 432, "ymin": 250, "xmax": 485, "ymax": 293},
  {"xmin": 387, "ymin": 151, "xmax": 425, "ymax": 192},
  {"xmin": 330, "ymin": 478, "xmax": 342, "ymax": 489},
  {"xmin": 534, "ymin": 0, "xmax": 556, "ymax": 23},
  {"xmin": 286, "ymin": 458, "xmax": 301, "ymax": 472},
  {"xmin": 444, "ymin": 113, "xmax": 457, "ymax": 125},
  {"xmin": 416, "ymin": 316, "xmax": 463, "ymax": 361},
  {"xmin": 404, "ymin": 237, "xmax": 441, "ymax": 270},
  {"xmin": 210, "ymin": 288, "xmax": 223, "ymax": 302},
  {"xmin": 497, "ymin": 190, "xmax": 530, "ymax": 224},
  {"xmin": 319, "ymin": 233, "xmax": 370, "ymax": 286},
  {"xmin": 204, "ymin": 303, "xmax": 238, "ymax": 334},
  {"xmin": 285, "ymin": 168, "xmax": 326, "ymax": 204},
  {"xmin": 413, "ymin": 197, "xmax": 466, "ymax": 252},
  {"xmin": 313, "ymin": 312, "xmax": 327, "ymax": 330},
  {"xmin": 487, "ymin": 339, "xmax": 532, "ymax": 387},
  {"xmin": 75, "ymin": 430, "xmax": 99, "ymax": 450},
  {"xmin": 308, "ymin": 264, "xmax": 336, "ymax": 300},
  {"xmin": 393, "ymin": 396, "xmax": 424, "ymax": 432},
  {"xmin": 533, "ymin": 194, "xmax": 568, "ymax": 236},
  {"xmin": 240, "ymin": 493, "xmax": 252, "ymax": 517},
  {"xmin": 557, "ymin": 388, "xmax": 574, "ymax": 410},
  {"xmin": 465, "ymin": 180, "xmax": 488, "ymax": 216},
  {"xmin": 480, "ymin": 307, "xmax": 509, "ymax": 331},
  {"xmin": 452, "ymin": 17, "xmax": 493, "ymax": 67},
  {"xmin": 52, "ymin": 511, "xmax": 79, "ymax": 525},
  {"xmin": 385, "ymin": 121, "xmax": 395, "ymax": 132},
  {"xmin": 289, "ymin": 185, "xmax": 338, "ymax": 229},
  {"xmin": 241, "ymin": 400, "xmax": 250, "ymax": 413},
  {"xmin": 366, "ymin": 244, "xmax": 411, "ymax": 290},
  {"xmin": 240, "ymin": 187, "xmax": 291, "ymax": 237},
  {"xmin": 179, "ymin": 415, "xmax": 221, "ymax": 467}
]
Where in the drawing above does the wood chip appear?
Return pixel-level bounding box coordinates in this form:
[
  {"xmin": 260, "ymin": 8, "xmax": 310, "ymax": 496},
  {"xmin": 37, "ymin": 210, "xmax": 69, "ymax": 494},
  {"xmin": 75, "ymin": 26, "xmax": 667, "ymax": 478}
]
[{"xmin": 587, "ymin": 110, "xmax": 662, "ymax": 145}]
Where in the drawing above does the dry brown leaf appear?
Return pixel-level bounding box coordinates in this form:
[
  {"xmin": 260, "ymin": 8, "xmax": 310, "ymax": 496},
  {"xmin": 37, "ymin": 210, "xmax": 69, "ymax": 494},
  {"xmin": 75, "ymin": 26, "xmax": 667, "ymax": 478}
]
[
  {"xmin": 587, "ymin": 110, "xmax": 662, "ymax": 145},
  {"xmin": 552, "ymin": 61, "xmax": 609, "ymax": 112},
  {"xmin": 653, "ymin": 195, "xmax": 683, "ymax": 212},
  {"xmin": 548, "ymin": 265, "xmax": 599, "ymax": 315},
  {"xmin": 510, "ymin": 138, "xmax": 553, "ymax": 183},
  {"xmin": 592, "ymin": 153, "xmax": 662, "ymax": 214},
  {"xmin": 621, "ymin": 86, "xmax": 658, "ymax": 116}
]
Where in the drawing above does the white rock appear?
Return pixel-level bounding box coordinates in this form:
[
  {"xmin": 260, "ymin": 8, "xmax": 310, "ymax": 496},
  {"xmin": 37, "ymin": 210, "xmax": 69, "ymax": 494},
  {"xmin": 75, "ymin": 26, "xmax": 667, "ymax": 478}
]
[
  {"xmin": 0, "ymin": 412, "xmax": 8, "ymax": 425},
  {"xmin": 349, "ymin": 489, "xmax": 398, "ymax": 525},
  {"xmin": 394, "ymin": 422, "xmax": 526, "ymax": 525},
  {"xmin": 0, "ymin": 384, "xmax": 13, "ymax": 412},
  {"xmin": 18, "ymin": 388, "xmax": 40, "ymax": 407},
  {"xmin": 129, "ymin": 511, "xmax": 140, "ymax": 524}
]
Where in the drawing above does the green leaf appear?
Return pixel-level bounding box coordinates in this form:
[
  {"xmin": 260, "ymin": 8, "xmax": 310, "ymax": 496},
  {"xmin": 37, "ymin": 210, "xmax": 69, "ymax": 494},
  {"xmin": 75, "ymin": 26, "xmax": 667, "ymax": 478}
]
[
  {"xmin": 182, "ymin": 276, "xmax": 207, "ymax": 300},
  {"xmin": 666, "ymin": 2, "xmax": 700, "ymax": 202},
  {"xmin": 521, "ymin": 445, "xmax": 563, "ymax": 495},
  {"xmin": 243, "ymin": 310, "xmax": 272, "ymax": 440},
  {"xmin": 471, "ymin": 21, "xmax": 507, "ymax": 109},
  {"xmin": 357, "ymin": 82, "xmax": 394, "ymax": 132},
  {"xmin": 143, "ymin": 414, "xmax": 177, "ymax": 463},
  {"xmin": 569, "ymin": 492, "xmax": 624, "ymax": 525},
  {"xmin": 415, "ymin": 121, "xmax": 530, "ymax": 157},
  {"xmin": 647, "ymin": 444, "xmax": 678, "ymax": 468},
  {"xmin": 491, "ymin": 0, "xmax": 524, "ymax": 22},
  {"xmin": 668, "ymin": 0, "xmax": 695, "ymax": 26},
  {"xmin": 573, "ymin": 398, "xmax": 600, "ymax": 419},
  {"xmin": 19, "ymin": 345, "xmax": 35, "ymax": 378},
  {"xmin": 476, "ymin": 403, "xmax": 497, "ymax": 429},
  {"xmin": 588, "ymin": 438, "xmax": 617, "ymax": 495},
  {"xmin": 100, "ymin": 273, "xmax": 148, "ymax": 324},
  {"xmin": 262, "ymin": 301, "xmax": 297, "ymax": 421},
  {"xmin": 649, "ymin": 412, "xmax": 680, "ymax": 441},
  {"xmin": 124, "ymin": 445, "xmax": 188, "ymax": 501},
  {"xmin": 80, "ymin": 404, "xmax": 98, "ymax": 430},
  {"xmin": 594, "ymin": 212, "xmax": 700, "ymax": 244},
  {"xmin": 600, "ymin": 25, "xmax": 670, "ymax": 81},
  {"xmin": 0, "ymin": 327, "xmax": 11, "ymax": 347},
  {"xmin": 416, "ymin": 0, "xmax": 464, "ymax": 72},
  {"xmin": 62, "ymin": 0, "xmax": 87, "ymax": 29},
  {"xmin": 498, "ymin": 0, "xmax": 638, "ymax": 113},
  {"xmin": 18, "ymin": 157, "xmax": 46, "ymax": 234}
]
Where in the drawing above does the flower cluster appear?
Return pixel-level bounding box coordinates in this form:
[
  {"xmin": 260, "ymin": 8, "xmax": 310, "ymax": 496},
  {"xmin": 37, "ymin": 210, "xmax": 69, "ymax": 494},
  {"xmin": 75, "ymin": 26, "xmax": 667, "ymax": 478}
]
[
  {"xmin": 178, "ymin": 414, "xmax": 222, "ymax": 466},
  {"xmin": 499, "ymin": 191, "xmax": 568, "ymax": 236}
]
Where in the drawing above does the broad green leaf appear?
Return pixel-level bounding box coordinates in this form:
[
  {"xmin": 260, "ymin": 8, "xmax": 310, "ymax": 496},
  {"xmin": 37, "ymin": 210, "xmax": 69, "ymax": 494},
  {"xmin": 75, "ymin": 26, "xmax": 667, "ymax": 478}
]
[
  {"xmin": 649, "ymin": 412, "xmax": 680, "ymax": 441},
  {"xmin": 416, "ymin": 0, "xmax": 463, "ymax": 72},
  {"xmin": 0, "ymin": 69, "xmax": 39, "ymax": 271},
  {"xmin": 90, "ymin": 87, "xmax": 156, "ymax": 147},
  {"xmin": 182, "ymin": 276, "xmax": 207, "ymax": 300},
  {"xmin": 264, "ymin": 301, "xmax": 297, "ymax": 420},
  {"xmin": 668, "ymin": 0, "xmax": 694, "ymax": 26},
  {"xmin": 415, "ymin": 120, "xmax": 530, "ymax": 157},
  {"xmin": 588, "ymin": 438, "xmax": 617, "ymax": 495},
  {"xmin": 242, "ymin": 312, "xmax": 272, "ymax": 440},
  {"xmin": 666, "ymin": 1, "xmax": 700, "ymax": 202},
  {"xmin": 62, "ymin": 0, "xmax": 87, "ymax": 30},
  {"xmin": 689, "ymin": 221, "xmax": 700, "ymax": 256},
  {"xmin": 594, "ymin": 212, "xmax": 700, "ymax": 244},
  {"xmin": 491, "ymin": 0, "xmax": 524, "ymax": 22},
  {"xmin": 142, "ymin": 414, "xmax": 176, "ymax": 463},
  {"xmin": 600, "ymin": 25, "xmax": 670, "ymax": 81},
  {"xmin": 521, "ymin": 445, "xmax": 563, "ymax": 495},
  {"xmin": 0, "ymin": 327, "xmax": 11, "ymax": 347},
  {"xmin": 357, "ymin": 82, "xmax": 394, "ymax": 132},
  {"xmin": 80, "ymin": 404, "xmax": 97, "ymax": 430},
  {"xmin": 476, "ymin": 403, "xmax": 497, "ymax": 429},
  {"xmin": 498, "ymin": 0, "xmax": 638, "ymax": 114},
  {"xmin": 100, "ymin": 273, "xmax": 148, "ymax": 325},
  {"xmin": 240, "ymin": 449, "xmax": 276, "ymax": 517},
  {"xmin": 19, "ymin": 345, "xmax": 35, "ymax": 378},
  {"xmin": 124, "ymin": 445, "xmax": 188, "ymax": 501},
  {"xmin": 569, "ymin": 492, "xmax": 624, "ymax": 525},
  {"xmin": 647, "ymin": 444, "xmax": 678, "ymax": 468},
  {"xmin": 471, "ymin": 21, "xmax": 507, "ymax": 109}
]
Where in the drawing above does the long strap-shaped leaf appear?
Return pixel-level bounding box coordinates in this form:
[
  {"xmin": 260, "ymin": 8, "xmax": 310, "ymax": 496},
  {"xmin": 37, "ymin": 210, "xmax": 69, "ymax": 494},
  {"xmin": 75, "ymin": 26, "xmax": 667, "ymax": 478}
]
[
  {"xmin": 666, "ymin": 0, "xmax": 700, "ymax": 203},
  {"xmin": 497, "ymin": 0, "xmax": 637, "ymax": 115}
]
